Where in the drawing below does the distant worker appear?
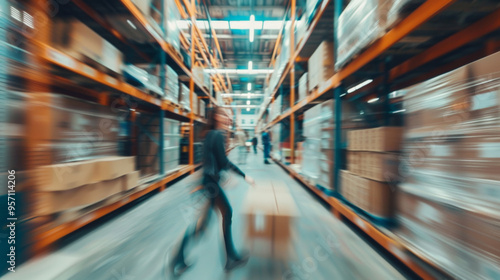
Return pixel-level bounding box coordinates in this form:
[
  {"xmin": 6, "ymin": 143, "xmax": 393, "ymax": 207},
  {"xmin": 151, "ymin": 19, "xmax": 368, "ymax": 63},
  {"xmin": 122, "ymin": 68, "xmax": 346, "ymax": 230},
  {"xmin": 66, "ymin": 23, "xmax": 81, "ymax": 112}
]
[
  {"xmin": 251, "ymin": 136, "xmax": 258, "ymax": 154},
  {"xmin": 170, "ymin": 108, "xmax": 255, "ymax": 276},
  {"xmin": 235, "ymin": 128, "xmax": 247, "ymax": 164},
  {"xmin": 262, "ymin": 129, "xmax": 271, "ymax": 164}
]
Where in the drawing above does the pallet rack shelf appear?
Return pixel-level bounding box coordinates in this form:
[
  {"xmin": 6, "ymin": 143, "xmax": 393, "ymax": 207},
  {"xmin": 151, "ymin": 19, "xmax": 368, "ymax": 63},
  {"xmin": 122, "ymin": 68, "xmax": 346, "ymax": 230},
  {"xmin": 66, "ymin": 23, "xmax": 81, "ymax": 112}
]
[
  {"xmin": 21, "ymin": 0, "xmax": 230, "ymax": 255},
  {"xmin": 258, "ymin": 0, "xmax": 500, "ymax": 278}
]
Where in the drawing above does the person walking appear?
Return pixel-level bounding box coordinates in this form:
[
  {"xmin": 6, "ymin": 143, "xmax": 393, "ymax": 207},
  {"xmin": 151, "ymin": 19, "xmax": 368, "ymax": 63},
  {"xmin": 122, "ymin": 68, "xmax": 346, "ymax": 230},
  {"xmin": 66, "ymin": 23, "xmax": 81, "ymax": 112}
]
[
  {"xmin": 170, "ymin": 108, "xmax": 255, "ymax": 276},
  {"xmin": 235, "ymin": 127, "xmax": 247, "ymax": 164},
  {"xmin": 262, "ymin": 129, "xmax": 271, "ymax": 164},
  {"xmin": 251, "ymin": 136, "xmax": 258, "ymax": 154}
]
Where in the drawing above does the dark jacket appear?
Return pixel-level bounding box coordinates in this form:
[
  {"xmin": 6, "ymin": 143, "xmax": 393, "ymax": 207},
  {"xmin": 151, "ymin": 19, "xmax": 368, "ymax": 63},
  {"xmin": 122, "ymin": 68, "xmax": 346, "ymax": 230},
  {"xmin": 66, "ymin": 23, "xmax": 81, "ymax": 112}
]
[
  {"xmin": 262, "ymin": 132, "xmax": 270, "ymax": 145},
  {"xmin": 203, "ymin": 130, "xmax": 245, "ymax": 181},
  {"xmin": 251, "ymin": 137, "xmax": 258, "ymax": 146}
]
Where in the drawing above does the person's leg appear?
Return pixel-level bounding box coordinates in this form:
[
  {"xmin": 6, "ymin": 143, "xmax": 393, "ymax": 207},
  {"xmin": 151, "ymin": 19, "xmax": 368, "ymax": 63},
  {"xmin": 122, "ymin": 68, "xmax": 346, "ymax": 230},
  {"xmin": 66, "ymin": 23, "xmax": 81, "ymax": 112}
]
[
  {"xmin": 212, "ymin": 185, "xmax": 239, "ymax": 261},
  {"xmin": 253, "ymin": 145, "xmax": 257, "ymax": 154},
  {"xmin": 171, "ymin": 178, "xmax": 215, "ymax": 274}
]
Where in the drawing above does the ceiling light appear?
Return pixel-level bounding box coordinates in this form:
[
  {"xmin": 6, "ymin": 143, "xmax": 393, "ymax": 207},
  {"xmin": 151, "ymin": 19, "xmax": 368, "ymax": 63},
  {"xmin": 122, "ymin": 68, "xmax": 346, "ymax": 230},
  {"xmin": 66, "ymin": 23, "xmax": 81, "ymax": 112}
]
[
  {"xmin": 23, "ymin": 11, "xmax": 33, "ymax": 29},
  {"xmin": 368, "ymin": 97, "xmax": 379, "ymax": 103},
  {"xmin": 246, "ymin": 100, "xmax": 251, "ymax": 105},
  {"xmin": 127, "ymin": 19, "xmax": 137, "ymax": 30},
  {"xmin": 10, "ymin": 7, "xmax": 21, "ymax": 21},
  {"xmin": 210, "ymin": 20, "xmax": 229, "ymax": 29},
  {"xmin": 249, "ymin": 15, "xmax": 255, "ymax": 42},
  {"xmin": 392, "ymin": 109, "xmax": 406, "ymax": 114},
  {"xmin": 248, "ymin": 61, "xmax": 253, "ymax": 70},
  {"xmin": 347, "ymin": 79, "xmax": 373, "ymax": 94},
  {"xmin": 263, "ymin": 21, "xmax": 283, "ymax": 30},
  {"xmin": 247, "ymin": 83, "xmax": 252, "ymax": 91},
  {"xmin": 203, "ymin": 69, "xmax": 273, "ymax": 75},
  {"xmin": 340, "ymin": 93, "xmax": 347, "ymax": 98},
  {"xmin": 230, "ymin": 20, "xmax": 262, "ymax": 30}
]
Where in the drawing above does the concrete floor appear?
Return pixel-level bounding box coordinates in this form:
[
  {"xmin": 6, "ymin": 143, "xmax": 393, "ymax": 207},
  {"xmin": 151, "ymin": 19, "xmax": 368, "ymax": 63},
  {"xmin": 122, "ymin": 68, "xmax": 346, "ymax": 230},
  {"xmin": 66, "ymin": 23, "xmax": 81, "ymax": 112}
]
[{"xmin": 2, "ymin": 149, "xmax": 405, "ymax": 280}]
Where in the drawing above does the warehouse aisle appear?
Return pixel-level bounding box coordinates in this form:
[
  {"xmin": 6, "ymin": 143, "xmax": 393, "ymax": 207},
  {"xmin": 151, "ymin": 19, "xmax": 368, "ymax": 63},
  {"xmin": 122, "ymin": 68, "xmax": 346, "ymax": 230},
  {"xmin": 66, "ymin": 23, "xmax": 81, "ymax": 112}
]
[{"xmin": 3, "ymin": 149, "xmax": 404, "ymax": 280}]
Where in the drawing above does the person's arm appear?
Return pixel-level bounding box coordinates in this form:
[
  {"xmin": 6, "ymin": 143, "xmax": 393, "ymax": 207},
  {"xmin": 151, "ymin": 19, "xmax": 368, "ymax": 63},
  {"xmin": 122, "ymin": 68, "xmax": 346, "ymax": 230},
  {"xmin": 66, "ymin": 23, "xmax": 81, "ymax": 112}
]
[{"xmin": 215, "ymin": 132, "xmax": 245, "ymax": 178}]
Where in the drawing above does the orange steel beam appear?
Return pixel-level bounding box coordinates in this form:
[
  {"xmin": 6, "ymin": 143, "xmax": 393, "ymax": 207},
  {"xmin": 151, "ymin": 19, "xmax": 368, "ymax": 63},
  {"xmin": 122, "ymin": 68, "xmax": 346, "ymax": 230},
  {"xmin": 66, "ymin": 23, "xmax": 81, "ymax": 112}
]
[
  {"xmin": 331, "ymin": 0, "xmax": 457, "ymax": 88},
  {"xmin": 389, "ymin": 7, "xmax": 500, "ymax": 81},
  {"xmin": 189, "ymin": 0, "xmax": 195, "ymax": 168},
  {"xmin": 290, "ymin": 0, "xmax": 296, "ymax": 164}
]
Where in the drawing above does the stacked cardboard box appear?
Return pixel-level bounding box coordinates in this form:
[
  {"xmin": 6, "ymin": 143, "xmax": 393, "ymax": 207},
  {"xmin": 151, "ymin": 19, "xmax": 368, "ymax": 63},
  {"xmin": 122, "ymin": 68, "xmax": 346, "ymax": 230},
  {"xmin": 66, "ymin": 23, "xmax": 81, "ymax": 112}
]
[
  {"xmin": 308, "ymin": 41, "xmax": 334, "ymax": 92},
  {"xmin": 164, "ymin": 65, "xmax": 179, "ymax": 102},
  {"xmin": 164, "ymin": 119, "xmax": 181, "ymax": 173},
  {"xmin": 34, "ymin": 156, "xmax": 138, "ymax": 215},
  {"xmin": 29, "ymin": 93, "xmax": 121, "ymax": 164},
  {"xmin": 396, "ymin": 51, "xmax": 500, "ymax": 279},
  {"xmin": 179, "ymin": 83, "xmax": 191, "ymax": 111},
  {"xmin": 301, "ymin": 104, "xmax": 323, "ymax": 185},
  {"xmin": 137, "ymin": 113, "xmax": 160, "ymax": 177},
  {"xmin": 243, "ymin": 182, "xmax": 298, "ymax": 259},
  {"xmin": 317, "ymin": 101, "xmax": 335, "ymax": 190},
  {"xmin": 131, "ymin": 0, "xmax": 181, "ymax": 52},
  {"xmin": 298, "ymin": 73, "xmax": 309, "ymax": 102},
  {"xmin": 52, "ymin": 19, "xmax": 123, "ymax": 74},
  {"xmin": 192, "ymin": 66, "xmax": 210, "ymax": 89},
  {"xmin": 342, "ymin": 127, "xmax": 402, "ymax": 218}
]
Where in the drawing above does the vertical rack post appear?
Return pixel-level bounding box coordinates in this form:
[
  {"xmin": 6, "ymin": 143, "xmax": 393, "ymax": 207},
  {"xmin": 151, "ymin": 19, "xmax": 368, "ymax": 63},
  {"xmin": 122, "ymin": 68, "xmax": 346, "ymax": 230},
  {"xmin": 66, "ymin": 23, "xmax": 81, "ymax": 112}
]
[
  {"xmin": 188, "ymin": 0, "xmax": 195, "ymax": 169},
  {"xmin": 383, "ymin": 56, "xmax": 391, "ymax": 126},
  {"xmin": 159, "ymin": 0, "xmax": 166, "ymax": 176},
  {"xmin": 333, "ymin": 0, "xmax": 343, "ymax": 194},
  {"xmin": 289, "ymin": 0, "xmax": 296, "ymax": 164}
]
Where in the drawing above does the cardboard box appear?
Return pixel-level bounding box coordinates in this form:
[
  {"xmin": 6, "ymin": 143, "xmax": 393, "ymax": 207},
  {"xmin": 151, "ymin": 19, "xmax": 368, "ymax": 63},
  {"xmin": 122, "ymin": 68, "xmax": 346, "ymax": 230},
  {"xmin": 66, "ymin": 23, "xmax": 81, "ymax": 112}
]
[
  {"xmin": 52, "ymin": 19, "xmax": 123, "ymax": 73},
  {"xmin": 348, "ymin": 127, "xmax": 403, "ymax": 151},
  {"xmin": 36, "ymin": 160, "xmax": 99, "ymax": 191},
  {"xmin": 243, "ymin": 185, "xmax": 298, "ymax": 259},
  {"xmin": 96, "ymin": 156, "xmax": 135, "ymax": 181},
  {"xmin": 122, "ymin": 171, "xmax": 140, "ymax": 192},
  {"xmin": 463, "ymin": 207, "xmax": 500, "ymax": 263},
  {"xmin": 396, "ymin": 184, "xmax": 463, "ymax": 241},
  {"xmin": 298, "ymin": 73, "xmax": 309, "ymax": 101},
  {"xmin": 308, "ymin": 42, "xmax": 335, "ymax": 91},
  {"xmin": 341, "ymin": 171, "xmax": 394, "ymax": 218},
  {"xmin": 33, "ymin": 176, "xmax": 124, "ymax": 215},
  {"xmin": 347, "ymin": 152, "xmax": 399, "ymax": 182}
]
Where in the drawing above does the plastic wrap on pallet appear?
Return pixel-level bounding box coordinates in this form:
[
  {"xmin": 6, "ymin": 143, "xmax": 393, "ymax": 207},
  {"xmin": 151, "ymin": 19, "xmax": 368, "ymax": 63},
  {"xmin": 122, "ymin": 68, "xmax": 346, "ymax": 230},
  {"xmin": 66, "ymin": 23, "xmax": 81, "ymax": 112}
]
[
  {"xmin": 386, "ymin": 0, "xmax": 425, "ymax": 28},
  {"xmin": 179, "ymin": 83, "xmax": 191, "ymax": 111},
  {"xmin": 165, "ymin": 0, "xmax": 181, "ymax": 52},
  {"xmin": 336, "ymin": 0, "xmax": 392, "ymax": 70},
  {"xmin": 398, "ymin": 51, "xmax": 500, "ymax": 279},
  {"xmin": 122, "ymin": 65, "xmax": 163, "ymax": 96}
]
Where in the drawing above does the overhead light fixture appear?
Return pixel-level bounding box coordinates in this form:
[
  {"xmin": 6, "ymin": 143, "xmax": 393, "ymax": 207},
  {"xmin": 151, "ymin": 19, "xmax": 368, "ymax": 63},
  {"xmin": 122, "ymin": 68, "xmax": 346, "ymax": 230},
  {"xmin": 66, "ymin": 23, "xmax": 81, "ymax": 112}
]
[
  {"xmin": 263, "ymin": 21, "xmax": 283, "ymax": 30},
  {"xmin": 347, "ymin": 79, "xmax": 373, "ymax": 94},
  {"xmin": 204, "ymin": 69, "xmax": 273, "ymax": 75},
  {"xmin": 368, "ymin": 97, "xmax": 379, "ymax": 103},
  {"xmin": 230, "ymin": 20, "xmax": 262, "ymax": 30},
  {"xmin": 249, "ymin": 15, "xmax": 255, "ymax": 42},
  {"xmin": 210, "ymin": 20, "xmax": 229, "ymax": 29},
  {"xmin": 127, "ymin": 19, "xmax": 137, "ymax": 30},
  {"xmin": 248, "ymin": 61, "xmax": 253, "ymax": 70},
  {"xmin": 246, "ymin": 100, "xmax": 251, "ymax": 105},
  {"xmin": 247, "ymin": 83, "xmax": 252, "ymax": 91},
  {"xmin": 340, "ymin": 93, "xmax": 347, "ymax": 98},
  {"xmin": 392, "ymin": 109, "xmax": 406, "ymax": 114},
  {"xmin": 10, "ymin": 7, "xmax": 21, "ymax": 22},
  {"xmin": 23, "ymin": 11, "xmax": 33, "ymax": 29}
]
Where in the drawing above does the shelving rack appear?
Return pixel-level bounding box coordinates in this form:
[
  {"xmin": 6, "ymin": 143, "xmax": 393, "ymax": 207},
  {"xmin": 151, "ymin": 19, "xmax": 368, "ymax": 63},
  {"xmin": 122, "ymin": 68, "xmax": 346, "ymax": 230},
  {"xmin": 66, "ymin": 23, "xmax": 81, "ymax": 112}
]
[
  {"xmin": 257, "ymin": 0, "xmax": 500, "ymax": 278},
  {"xmin": 20, "ymin": 0, "xmax": 229, "ymax": 254}
]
